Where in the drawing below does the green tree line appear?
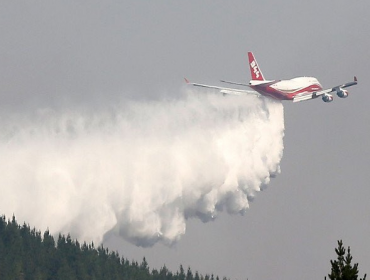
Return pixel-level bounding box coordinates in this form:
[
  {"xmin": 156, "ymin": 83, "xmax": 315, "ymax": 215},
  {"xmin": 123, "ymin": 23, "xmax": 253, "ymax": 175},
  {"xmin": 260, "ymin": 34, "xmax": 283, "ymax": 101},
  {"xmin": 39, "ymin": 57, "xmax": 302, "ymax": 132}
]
[
  {"xmin": 1, "ymin": 215, "xmax": 367, "ymax": 280},
  {"xmin": 0, "ymin": 215, "xmax": 227, "ymax": 280}
]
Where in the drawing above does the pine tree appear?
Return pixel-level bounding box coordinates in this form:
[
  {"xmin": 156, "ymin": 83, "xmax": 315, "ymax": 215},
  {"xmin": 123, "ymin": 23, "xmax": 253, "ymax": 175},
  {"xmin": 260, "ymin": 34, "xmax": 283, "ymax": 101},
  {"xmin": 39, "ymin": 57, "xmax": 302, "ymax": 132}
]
[
  {"xmin": 178, "ymin": 265, "xmax": 186, "ymax": 280},
  {"xmin": 325, "ymin": 240, "xmax": 367, "ymax": 280},
  {"xmin": 186, "ymin": 267, "xmax": 193, "ymax": 280}
]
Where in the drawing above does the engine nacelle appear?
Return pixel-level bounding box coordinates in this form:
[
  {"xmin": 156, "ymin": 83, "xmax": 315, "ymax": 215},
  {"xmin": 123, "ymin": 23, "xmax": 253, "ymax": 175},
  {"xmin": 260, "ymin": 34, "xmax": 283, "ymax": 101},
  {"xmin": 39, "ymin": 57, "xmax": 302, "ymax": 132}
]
[
  {"xmin": 322, "ymin": 94, "xmax": 334, "ymax": 103},
  {"xmin": 336, "ymin": 89, "xmax": 349, "ymax": 98}
]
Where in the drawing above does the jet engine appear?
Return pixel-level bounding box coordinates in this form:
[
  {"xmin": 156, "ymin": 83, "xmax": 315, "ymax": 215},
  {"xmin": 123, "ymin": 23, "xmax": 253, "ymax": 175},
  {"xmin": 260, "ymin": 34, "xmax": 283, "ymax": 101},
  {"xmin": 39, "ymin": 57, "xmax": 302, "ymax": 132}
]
[
  {"xmin": 336, "ymin": 88, "xmax": 349, "ymax": 98},
  {"xmin": 322, "ymin": 94, "xmax": 334, "ymax": 103}
]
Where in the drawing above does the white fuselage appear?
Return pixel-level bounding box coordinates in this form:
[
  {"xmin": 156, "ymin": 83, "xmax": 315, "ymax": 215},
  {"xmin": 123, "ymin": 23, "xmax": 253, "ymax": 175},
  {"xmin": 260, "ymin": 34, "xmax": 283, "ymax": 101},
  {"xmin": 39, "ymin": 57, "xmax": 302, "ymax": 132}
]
[{"xmin": 250, "ymin": 77, "xmax": 323, "ymax": 100}]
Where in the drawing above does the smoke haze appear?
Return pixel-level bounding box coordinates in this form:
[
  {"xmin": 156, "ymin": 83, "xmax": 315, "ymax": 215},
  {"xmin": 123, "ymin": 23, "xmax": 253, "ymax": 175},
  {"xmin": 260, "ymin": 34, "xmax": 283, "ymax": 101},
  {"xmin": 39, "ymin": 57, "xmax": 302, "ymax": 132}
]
[{"xmin": 0, "ymin": 91, "xmax": 284, "ymax": 247}]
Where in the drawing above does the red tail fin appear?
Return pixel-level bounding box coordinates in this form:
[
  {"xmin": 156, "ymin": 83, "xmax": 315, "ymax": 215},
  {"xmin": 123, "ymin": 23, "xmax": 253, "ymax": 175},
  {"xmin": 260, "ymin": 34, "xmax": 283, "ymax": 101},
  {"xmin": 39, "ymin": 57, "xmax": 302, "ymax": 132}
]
[{"xmin": 248, "ymin": 52, "xmax": 265, "ymax": 81}]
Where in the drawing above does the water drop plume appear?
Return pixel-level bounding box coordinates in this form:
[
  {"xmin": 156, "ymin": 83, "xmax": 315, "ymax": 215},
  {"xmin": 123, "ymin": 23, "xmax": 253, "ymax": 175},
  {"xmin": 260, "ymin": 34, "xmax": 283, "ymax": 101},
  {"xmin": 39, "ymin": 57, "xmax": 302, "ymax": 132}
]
[{"xmin": 0, "ymin": 91, "xmax": 284, "ymax": 246}]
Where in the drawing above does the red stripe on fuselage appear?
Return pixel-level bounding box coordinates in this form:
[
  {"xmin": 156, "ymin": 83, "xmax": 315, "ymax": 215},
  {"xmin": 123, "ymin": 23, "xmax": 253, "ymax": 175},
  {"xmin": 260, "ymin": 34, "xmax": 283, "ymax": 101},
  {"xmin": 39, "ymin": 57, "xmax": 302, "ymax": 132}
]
[{"xmin": 251, "ymin": 82, "xmax": 323, "ymax": 100}]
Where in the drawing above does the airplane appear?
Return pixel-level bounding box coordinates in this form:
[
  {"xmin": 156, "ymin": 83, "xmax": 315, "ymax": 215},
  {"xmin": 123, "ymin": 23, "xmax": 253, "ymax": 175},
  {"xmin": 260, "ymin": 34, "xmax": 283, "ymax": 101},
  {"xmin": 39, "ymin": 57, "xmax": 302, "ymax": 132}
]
[{"xmin": 185, "ymin": 52, "xmax": 358, "ymax": 103}]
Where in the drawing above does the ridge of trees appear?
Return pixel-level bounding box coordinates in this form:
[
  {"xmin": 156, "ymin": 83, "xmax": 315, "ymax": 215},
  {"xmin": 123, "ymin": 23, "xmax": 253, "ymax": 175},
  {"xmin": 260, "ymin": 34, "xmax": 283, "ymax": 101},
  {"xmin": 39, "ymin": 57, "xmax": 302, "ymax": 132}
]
[
  {"xmin": 0, "ymin": 215, "xmax": 228, "ymax": 280},
  {"xmin": 2, "ymin": 214, "xmax": 368, "ymax": 280}
]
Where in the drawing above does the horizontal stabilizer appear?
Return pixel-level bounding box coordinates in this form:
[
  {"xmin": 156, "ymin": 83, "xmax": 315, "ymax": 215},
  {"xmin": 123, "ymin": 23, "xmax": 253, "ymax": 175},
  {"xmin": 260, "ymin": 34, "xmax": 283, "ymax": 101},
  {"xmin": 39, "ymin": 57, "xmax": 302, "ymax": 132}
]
[
  {"xmin": 184, "ymin": 78, "xmax": 259, "ymax": 97},
  {"xmin": 220, "ymin": 80, "xmax": 250, "ymax": 87}
]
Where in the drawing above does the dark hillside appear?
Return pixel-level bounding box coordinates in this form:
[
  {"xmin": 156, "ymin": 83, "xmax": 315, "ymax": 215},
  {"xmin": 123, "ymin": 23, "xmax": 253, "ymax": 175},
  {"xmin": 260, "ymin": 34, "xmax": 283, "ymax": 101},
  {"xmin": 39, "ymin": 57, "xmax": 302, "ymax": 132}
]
[{"xmin": 0, "ymin": 215, "xmax": 227, "ymax": 280}]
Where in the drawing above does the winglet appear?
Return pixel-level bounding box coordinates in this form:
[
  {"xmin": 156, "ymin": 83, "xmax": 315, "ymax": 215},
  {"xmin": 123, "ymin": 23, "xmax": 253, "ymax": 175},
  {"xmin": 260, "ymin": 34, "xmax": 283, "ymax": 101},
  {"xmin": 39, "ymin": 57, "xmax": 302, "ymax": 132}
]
[
  {"xmin": 354, "ymin": 76, "xmax": 357, "ymax": 82},
  {"xmin": 184, "ymin": 78, "xmax": 190, "ymax": 84}
]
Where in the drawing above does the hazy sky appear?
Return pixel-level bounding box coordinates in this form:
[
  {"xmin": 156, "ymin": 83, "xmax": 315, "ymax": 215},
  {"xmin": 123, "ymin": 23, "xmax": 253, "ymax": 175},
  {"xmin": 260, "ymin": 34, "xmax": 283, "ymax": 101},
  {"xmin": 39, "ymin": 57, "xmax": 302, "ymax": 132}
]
[{"xmin": 1, "ymin": 1, "xmax": 370, "ymax": 280}]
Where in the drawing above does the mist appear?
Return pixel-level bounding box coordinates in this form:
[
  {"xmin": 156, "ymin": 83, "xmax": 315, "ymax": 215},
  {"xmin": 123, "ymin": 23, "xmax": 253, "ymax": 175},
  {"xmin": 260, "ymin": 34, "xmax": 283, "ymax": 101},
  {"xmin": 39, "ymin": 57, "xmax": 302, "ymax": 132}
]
[{"xmin": 0, "ymin": 90, "xmax": 284, "ymax": 247}]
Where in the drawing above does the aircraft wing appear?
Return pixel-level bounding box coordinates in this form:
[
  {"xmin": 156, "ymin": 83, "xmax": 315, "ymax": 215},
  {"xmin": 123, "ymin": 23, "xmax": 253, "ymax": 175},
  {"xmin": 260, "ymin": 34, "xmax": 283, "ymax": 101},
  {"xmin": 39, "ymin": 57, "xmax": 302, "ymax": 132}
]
[
  {"xmin": 293, "ymin": 76, "xmax": 358, "ymax": 103},
  {"xmin": 184, "ymin": 78, "xmax": 259, "ymax": 97}
]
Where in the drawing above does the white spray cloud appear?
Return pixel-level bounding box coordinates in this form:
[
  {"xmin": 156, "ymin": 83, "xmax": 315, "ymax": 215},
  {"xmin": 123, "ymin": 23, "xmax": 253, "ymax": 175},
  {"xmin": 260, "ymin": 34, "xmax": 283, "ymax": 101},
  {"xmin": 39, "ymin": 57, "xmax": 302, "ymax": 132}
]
[{"xmin": 0, "ymin": 91, "xmax": 284, "ymax": 247}]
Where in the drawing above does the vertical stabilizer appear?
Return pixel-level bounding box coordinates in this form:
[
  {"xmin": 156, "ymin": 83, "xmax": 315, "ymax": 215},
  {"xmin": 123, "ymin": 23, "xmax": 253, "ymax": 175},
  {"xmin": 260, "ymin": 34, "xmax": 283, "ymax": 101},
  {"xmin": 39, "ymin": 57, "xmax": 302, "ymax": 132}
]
[{"xmin": 248, "ymin": 52, "xmax": 265, "ymax": 81}]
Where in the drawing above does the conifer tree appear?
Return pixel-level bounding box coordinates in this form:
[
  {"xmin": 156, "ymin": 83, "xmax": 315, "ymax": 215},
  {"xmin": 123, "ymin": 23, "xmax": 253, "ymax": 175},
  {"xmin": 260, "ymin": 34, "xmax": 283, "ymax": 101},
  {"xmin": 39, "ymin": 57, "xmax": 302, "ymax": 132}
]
[
  {"xmin": 325, "ymin": 240, "xmax": 367, "ymax": 280},
  {"xmin": 178, "ymin": 265, "xmax": 186, "ymax": 280},
  {"xmin": 186, "ymin": 267, "xmax": 194, "ymax": 280}
]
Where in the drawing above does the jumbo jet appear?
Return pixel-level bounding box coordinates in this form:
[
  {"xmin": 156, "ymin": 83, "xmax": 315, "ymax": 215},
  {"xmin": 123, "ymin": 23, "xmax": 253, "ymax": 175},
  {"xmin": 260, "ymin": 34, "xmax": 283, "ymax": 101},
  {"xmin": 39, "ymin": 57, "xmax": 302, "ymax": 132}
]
[{"xmin": 185, "ymin": 52, "xmax": 357, "ymax": 103}]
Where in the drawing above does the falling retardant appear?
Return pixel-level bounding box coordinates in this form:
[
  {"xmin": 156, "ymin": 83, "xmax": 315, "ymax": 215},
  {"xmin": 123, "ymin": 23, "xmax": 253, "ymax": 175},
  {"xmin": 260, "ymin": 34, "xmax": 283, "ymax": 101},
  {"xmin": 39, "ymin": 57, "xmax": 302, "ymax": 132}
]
[{"xmin": 0, "ymin": 91, "xmax": 284, "ymax": 247}]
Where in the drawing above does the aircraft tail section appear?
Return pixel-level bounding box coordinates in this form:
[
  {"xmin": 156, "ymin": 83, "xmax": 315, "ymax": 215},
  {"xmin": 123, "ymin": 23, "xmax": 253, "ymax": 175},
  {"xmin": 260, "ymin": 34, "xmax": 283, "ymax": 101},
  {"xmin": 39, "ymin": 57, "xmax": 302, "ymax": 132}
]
[{"xmin": 248, "ymin": 52, "xmax": 265, "ymax": 81}]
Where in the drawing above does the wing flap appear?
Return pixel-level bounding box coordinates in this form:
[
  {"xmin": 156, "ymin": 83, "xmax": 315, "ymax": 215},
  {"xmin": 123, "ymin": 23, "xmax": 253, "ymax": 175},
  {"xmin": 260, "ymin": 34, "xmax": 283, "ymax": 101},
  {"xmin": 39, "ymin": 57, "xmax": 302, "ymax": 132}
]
[
  {"xmin": 293, "ymin": 94, "xmax": 315, "ymax": 102},
  {"xmin": 293, "ymin": 89, "xmax": 332, "ymax": 102}
]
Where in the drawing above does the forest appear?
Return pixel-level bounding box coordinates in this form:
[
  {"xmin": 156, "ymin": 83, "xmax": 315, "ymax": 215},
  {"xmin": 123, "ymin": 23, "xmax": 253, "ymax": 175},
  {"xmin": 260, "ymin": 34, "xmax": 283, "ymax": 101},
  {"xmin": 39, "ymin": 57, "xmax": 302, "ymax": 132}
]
[
  {"xmin": 0, "ymin": 215, "xmax": 226, "ymax": 280},
  {"xmin": 0, "ymin": 215, "xmax": 367, "ymax": 280}
]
